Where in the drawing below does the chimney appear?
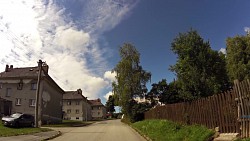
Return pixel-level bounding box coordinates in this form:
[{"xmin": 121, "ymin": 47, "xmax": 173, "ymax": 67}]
[
  {"xmin": 77, "ymin": 89, "xmax": 82, "ymax": 94},
  {"xmin": 9, "ymin": 65, "xmax": 13, "ymax": 70},
  {"xmin": 5, "ymin": 65, "xmax": 9, "ymax": 72},
  {"xmin": 42, "ymin": 63, "xmax": 49, "ymax": 74},
  {"xmin": 97, "ymin": 98, "xmax": 101, "ymax": 102}
]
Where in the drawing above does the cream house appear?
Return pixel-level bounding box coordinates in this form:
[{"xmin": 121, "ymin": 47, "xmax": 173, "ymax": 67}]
[
  {"xmin": 63, "ymin": 89, "xmax": 92, "ymax": 121},
  {"xmin": 0, "ymin": 64, "xmax": 64, "ymax": 124},
  {"xmin": 89, "ymin": 99, "xmax": 106, "ymax": 119}
]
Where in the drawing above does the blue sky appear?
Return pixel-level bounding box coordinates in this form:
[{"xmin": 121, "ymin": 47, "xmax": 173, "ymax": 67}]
[{"xmin": 0, "ymin": 0, "xmax": 249, "ymax": 104}]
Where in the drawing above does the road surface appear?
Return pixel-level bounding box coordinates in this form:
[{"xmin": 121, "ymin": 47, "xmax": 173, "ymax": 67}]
[{"xmin": 50, "ymin": 119, "xmax": 146, "ymax": 141}]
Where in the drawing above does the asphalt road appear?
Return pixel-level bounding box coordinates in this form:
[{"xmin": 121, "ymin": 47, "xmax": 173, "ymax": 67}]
[{"xmin": 50, "ymin": 119, "xmax": 146, "ymax": 141}]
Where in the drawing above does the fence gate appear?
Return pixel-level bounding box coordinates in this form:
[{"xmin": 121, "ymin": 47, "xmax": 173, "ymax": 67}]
[{"xmin": 234, "ymin": 79, "xmax": 250, "ymax": 138}]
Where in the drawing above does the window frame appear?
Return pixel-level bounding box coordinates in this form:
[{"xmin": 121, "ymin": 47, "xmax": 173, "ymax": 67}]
[
  {"xmin": 67, "ymin": 109, "xmax": 71, "ymax": 114},
  {"xmin": 76, "ymin": 109, "xmax": 79, "ymax": 114},
  {"xmin": 29, "ymin": 99, "xmax": 36, "ymax": 107},
  {"xmin": 6, "ymin": 88, "xmax": 11, "ymax": 97},
  {"xmin": 16, "ymin": 98, "xmax": 21, "ymax": 106},
  {"xmin": 31, "ymin": 83, "xmax": 37, "ymax": 90}
]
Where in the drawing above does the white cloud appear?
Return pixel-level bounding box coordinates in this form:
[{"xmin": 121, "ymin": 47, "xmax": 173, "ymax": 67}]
[
  {"xmin": 104, "ymin": 71, "xmax": 117, "ymax": 82},
  {"xmin": 245, "ymin": 27, "xmax": 250, "ymax": 34},
  {"xmin": 104, "ymin": 91, "xmax": 114, "ymax": 100},
  {"xmin": 0, "ymin": 0, "xmax": 138, "ymax": 99},
  {"xmin": 219, "ymin": 48, "xmax": 226, "ymax": 54}
]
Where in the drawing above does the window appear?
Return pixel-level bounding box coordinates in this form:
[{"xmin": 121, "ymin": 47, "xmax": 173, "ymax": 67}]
[
  {"xmin": 76, "ymin": 101, "xmax": 80, "ymax": 105},
  {"xmin": 29, "ymin": 99, "xmax": 36, "ymax": 106},
  {"xmin": 98, "ymin": 112, "xmax": 100, "ymax": 115},
  {"xmin": 17, "ymin": 80, "xmax": 23, "ymax": 90},
  {"xmin": 6, "ymin": 88, "xmax": 11, "ymax": 97},
  {"xmin": 0, "ymin": 83, "xmax": 2, "ymax": 89},
  {"xmin": 31, "ymin": 83, "xmax": 37, "ymax": 90},
  {"xmin": 76, "ymin": 109, "xmax": 79, "ymax": 114},
  {"xmin": 67, "ymin": 109, "xmax": 71, "ymax": 114},
  {"xmin": 98, "ymin": 107, "xmax": 101, "ymax": 110},
  {"xmin": 16, "ymin": 98, "xmax": 21, "ymax": 106},
  {"xmin": 67, "ymin": 101, "xmax": 71, "ymax": 105}
]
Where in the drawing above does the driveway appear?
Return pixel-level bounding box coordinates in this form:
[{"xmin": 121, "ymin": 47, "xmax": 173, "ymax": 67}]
[{"xmin": 50, "ymin": 119, "xmax": 146, "ymax": 141}]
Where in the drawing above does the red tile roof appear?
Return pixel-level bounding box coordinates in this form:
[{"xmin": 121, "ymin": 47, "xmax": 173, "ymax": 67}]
[
  {"xmin": 88, "ymin": 99, "xmax": 104, "ymax": 106},
  {"xmin": 63, "ymin": 90, "xmax": 87, "ymax": 100}
]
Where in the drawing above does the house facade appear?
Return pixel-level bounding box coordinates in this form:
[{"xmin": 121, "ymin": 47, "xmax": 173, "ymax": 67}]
[
  {"xmin": 89, "ymin": 99, "xmax": 106, "ymax": 119},
  {"xmin": 63, "ymin": 89, "xmax": 92, "ymax": 121},
  {"xmin": 0, "ymin": 64, "xmax": 64, "ymax": 124}
]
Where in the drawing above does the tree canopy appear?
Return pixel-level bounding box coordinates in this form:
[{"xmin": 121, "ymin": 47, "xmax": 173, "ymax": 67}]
[
  {"xmin": 226, "ymin": 34, "xmax": 250, "ymax": 81},
  {"xmin": 112, "ymin": 43, "xmax": 151, "ymax": 122},
  {"xmin": 105, "ymin": 95, "xmax": 115, "ymax": 114},
  {"xmin": 170, "ymin": 30, "xmax": 230, "ymax": 101}
]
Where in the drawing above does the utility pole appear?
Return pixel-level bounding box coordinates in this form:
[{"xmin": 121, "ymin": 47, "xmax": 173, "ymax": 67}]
[
  {"xmin": 35, "ymin": 60, "xmax": 43, "ymax": 128},
  {"xmin": 85, "ymin": 97, "xmax": 88, "ymax": 122}
]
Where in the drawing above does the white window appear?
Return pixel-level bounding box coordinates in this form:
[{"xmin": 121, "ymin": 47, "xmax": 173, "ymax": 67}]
[
  {"xmin": 31, "ymin": 83, "xmax": 37, "ymax": 90},
  {"xmin": 6, "ymin": 88, "xmax": 11, "ymax": 97},
  {"xmin": 0, "ymin": 83, "xmax": 3, "ymax": 89},
  {"xmin": 76, "ymin": 109, "xmax": 79, "ymax": 114},
  {"xmin": 67, "ymin": 101, "xmax": 71, "ymax": 105},
  {"xmin": 16, "ymin": 98, "xmax": 21, "ymax": 106},
  {"xmin": 29, "ymin": 99, "xmax": 36, "ymax": 106},
  {"xmin": 67, "ymin": 109, "xmax": 71, "ymax": 114}
]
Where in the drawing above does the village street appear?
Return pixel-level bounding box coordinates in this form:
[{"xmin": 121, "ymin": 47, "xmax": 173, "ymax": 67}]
[{"xmin": 49, "ymin": 119, "xmax": 146, "ymax": 141}]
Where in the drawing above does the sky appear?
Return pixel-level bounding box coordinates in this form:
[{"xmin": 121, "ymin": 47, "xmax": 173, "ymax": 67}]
[{"xmin": 0, "ymin": 0, "xmax": 249, "ymax": 105}]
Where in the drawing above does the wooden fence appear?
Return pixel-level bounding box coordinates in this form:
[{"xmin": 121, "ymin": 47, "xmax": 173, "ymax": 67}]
[{"xmin": 144, "ymin": 79, "xmax": 250, "ymax": 138}]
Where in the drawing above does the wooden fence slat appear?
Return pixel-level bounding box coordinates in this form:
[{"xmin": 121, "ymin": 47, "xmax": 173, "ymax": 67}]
[{"xmin": 144, "ymin": 79, "xmax": 250, "ymax": 137}]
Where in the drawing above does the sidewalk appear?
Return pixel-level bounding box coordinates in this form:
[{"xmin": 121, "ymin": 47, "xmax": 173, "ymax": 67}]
[{"xmin": 0, "ymin": 130, "xmax": 60, "ymax": 141}]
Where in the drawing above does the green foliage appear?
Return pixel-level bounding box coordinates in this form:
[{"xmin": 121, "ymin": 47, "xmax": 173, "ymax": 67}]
[
  {"xmin": 170, "ymin": 30, "xmax": 230, "ymax": 101},
  {"xmin": 132, "ymin": 119, "xmax": 214, "ymax": 141},
  {"xmin": 112, "ymin": 43, "xmax": 151, "ymax": 122},
  {"xmin": 226, "ymin": 34, "xmax": 250, "ymax": 81},
  {"xmin": 43, "ymin": 120, "xmax": 93, "ymax": 127},
  {"xmin": 105, "ymin": 95, "xmax": 115, "ymax": 113},
  {"xmin": 147, "ymin": 79, "xmax": 182, "ymax": 105},
  {"xmin": 129, "ymin": 100, "xmax": 152, "ymax": 122},
  {"xmin": 0, "ymin": 122, "xmax": 51, "ymax": 137}
]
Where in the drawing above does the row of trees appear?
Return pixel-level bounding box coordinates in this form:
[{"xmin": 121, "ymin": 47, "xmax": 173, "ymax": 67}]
[{"xmin": 108, "ymin": 29, "xmax": 250, "ymax": 122}]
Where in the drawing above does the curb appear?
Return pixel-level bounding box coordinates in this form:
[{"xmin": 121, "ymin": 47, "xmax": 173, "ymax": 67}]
[
  {"xmin": 130, "ymin": 126, "xmax": 152, "ymax": 141},
  {"xmin": 123, "ymin": 122, "xmax": 152, "ymax": 141},
  {"xmin": 43, "ymin": 131, "xmax": 62, "ymax": 141}
]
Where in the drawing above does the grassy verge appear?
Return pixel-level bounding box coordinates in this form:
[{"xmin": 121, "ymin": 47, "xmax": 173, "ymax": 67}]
[
  {"xmin": 0, "ymin": 122, "xmax": 51, "ymax": 137},
  {"xmin": 43, "ymin": 120, "xmax": 94, "ymax": 127},
  {"xmin": 132, "ymin": 119, "xmax": 214, "ymax": 141},
  {"xmin": 236, "ymin": 139, "xmax": 250, "ymax": 141}
]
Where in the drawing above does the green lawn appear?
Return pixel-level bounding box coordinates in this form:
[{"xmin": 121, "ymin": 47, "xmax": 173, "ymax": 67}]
[
  {"xmin": 42, "ymin": 120, "xmax": 94, "ymax": 127},
  {"xmin": 0, "ymin": 122, "xmax": 51, "ymax": 137},
  {"xmin": 132, "ymin": 119, "xmax": 214, "ymax": 141}
]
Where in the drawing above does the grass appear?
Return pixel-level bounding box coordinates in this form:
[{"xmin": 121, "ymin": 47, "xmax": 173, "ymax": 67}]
[
  {"xmin": 132, "ymin": 119, "xmax": 214, "ymax": 141},
  {"xmin": 42, "ymin": 120, "xmax": 94, "ymax": 127},
  {"xmin": 0, "ymin": 122, "xmax": 51, "ymax": 137},
  {"xmin": 236, "ymin": 139, "xmax": 250, "ymax": 141}
]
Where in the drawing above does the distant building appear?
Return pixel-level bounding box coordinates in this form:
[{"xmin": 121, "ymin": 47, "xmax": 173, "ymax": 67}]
[
  {"xmin": 89, "ymin": 99, "xmax": 106, "ymax": 119},
  {"xmin": 63, "ymin": 89, "xmax": 92, "ymax": 121},
  {"xmin": 134, "ymin": 95, "xmax": 162, "ymax": 105},
  {"xmin": 0, "ymin": 64, "xmax": 64, "ymax": 124}
]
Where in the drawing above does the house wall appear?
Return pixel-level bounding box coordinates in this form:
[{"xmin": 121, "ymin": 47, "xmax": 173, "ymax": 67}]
[
  {"xmin": 63, "ymin": 99, "xmax": 92, "ymax": 121},
  {"xmin": 0, "ymin": 78, "xmax": 63, "ymax": 124},
  {"xmin": 41, "ymin": 80, "xmax": 63, "ymax": 124},
  {"xmin": 0, "ymin": 79, "xmax": 37, "ymax": 115},
  {"xmin": 91, "ymin": 106, "xmax": 106, "ymax": 119}
]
